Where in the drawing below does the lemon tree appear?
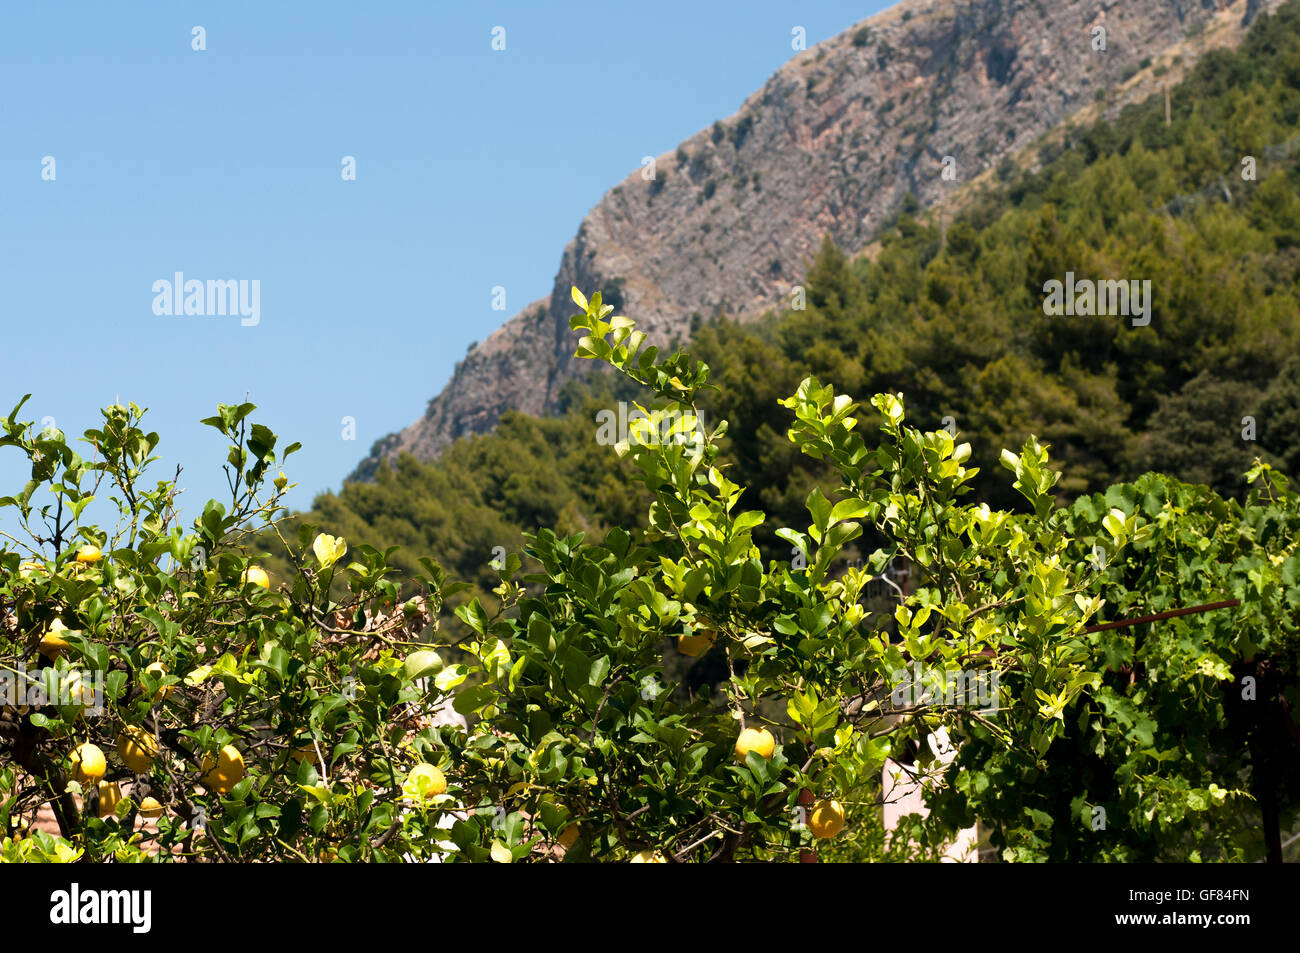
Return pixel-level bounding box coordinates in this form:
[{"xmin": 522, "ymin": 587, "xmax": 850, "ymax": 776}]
[
  {"xmin": 5, "ymin": 292, "xmax": 1294, "ymax": 863},
  {"xmin": 417, "ymin": 289, "xmax": 1114, "ymax": 862},
  {"xmin": 0, "ymin": 399, "xmax": 468, "ymax": 861}
]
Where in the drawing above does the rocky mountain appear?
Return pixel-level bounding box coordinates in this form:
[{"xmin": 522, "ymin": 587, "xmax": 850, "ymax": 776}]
[{"xmin": 351, "ymin": 0, "xmax": 1281, "ymax": 481}]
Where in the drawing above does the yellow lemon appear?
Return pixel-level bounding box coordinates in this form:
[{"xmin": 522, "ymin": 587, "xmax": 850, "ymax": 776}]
[
  {"xmin": 201, "ymin": 745, "xmax": 246, "ymax": 793},
  {"xmin": 402, "ymin": 763, "xmax": 447, "ymax": 800},
  {"xmin": 61, "ymin": 670, "xmax": 95, "ymax": 710},
  {"xmin": 808, "ymin": 798, "xmax": 846, "ymax": 839},
  {"xmin": 117, "ymin": 727, "xmax": 159, "ymax": 773},
  {"xmin": 143, "ymin": 661, "xmax": 173, "ymax": 701},
  {"xmin": 734, "ymin": 727, "xmax": 775, "ymax": 761},
  {"xmin": 138, "ymin": 796, "xmax": 165, "ymax": 819},
  {"xmin": 75, "ymin": 546, "xmax": 103, "ymax": 564},
  {"xmin": 630, "ymin": 849, "xmax": 667, "ymax": 863},
  {"xmin": 70, "ymin": 742, "xmax": 106, "ymax": 784},
  {"xmin": 242, "ymin": 566, "xmax": 270, "ymax": 589},
  {"xmin": 676, "ymin": 628, "xmax": 717, "ymax": 658},
  {"xmin": 38, "ymin": 619, "xmax": 73, "ymax": 660},
  {"xmin": 97, "ymin": 781, "xmax": 123, "ymax": 819}
]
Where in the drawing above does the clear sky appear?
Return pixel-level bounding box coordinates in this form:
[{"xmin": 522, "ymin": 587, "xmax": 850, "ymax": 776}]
[{"xmin": 0, "ymin": 0, "xmax": 891, "ymax": 542}]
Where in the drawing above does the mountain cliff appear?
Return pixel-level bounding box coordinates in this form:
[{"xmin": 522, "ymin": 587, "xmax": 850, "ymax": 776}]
[{"xmin": 350, "ymin": 0, "xmax": 1279, "ymax": 481}]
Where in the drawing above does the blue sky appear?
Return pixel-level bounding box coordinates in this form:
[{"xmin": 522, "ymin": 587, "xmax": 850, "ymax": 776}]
[{"xmin": 0, "ymin": 0, "xmax": 890, "ymax": 543}]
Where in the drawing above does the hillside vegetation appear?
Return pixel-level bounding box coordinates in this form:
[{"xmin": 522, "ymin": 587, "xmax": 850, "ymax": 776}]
[{"xmin": 280, "ymin": 3, "xmax": 1300, "ymax": 606}]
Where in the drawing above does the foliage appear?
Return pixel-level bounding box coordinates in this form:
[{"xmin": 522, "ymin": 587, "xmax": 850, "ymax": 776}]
[
  {"xmin": 317, "ymin": 4, "xmax": 1300, "ymax": 597},
  {"xmin": 930, "ymin": 467, "xmax": 1300, "ymax": 861},
  {"xmin": 8, "ymin": 4, "xmax": 1300, "ymax": 863},
  {"xmin": 0, "ymin": 398, "xmax": 469, "ymax": 861},
  {"xmin": 419, "ymin": 288, "xmax": 1115, "ymax": 861},
  {"xmin": 4, "ymin": 287, "xmax": 1300, "ymax": 863}
]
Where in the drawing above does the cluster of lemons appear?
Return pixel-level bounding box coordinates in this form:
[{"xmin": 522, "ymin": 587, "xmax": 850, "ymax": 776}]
[
  {"xmin": 626, "ymin": 726, "xmax": 848, "ymax": 863},
  {"xmin": 735, "ymin": 727, "xmax": 846, "ymax": 841},
  {"xmin": 47, "ymin": 553, "xmax": 846, "ymax": 858},
  {"xmin": 67, "ymin": 727, "xmax": 246, "ymax": 820},
  {"xmin": 47, "ymin": 548, "xmax": 267, "ymax": 822},
  {"xmin": 674, "ymin": 628, "xmax": 848, "ymax": 857},
  {"xmin": 68, "ymin": 737, "xmax": 168, "ymax": 820}
]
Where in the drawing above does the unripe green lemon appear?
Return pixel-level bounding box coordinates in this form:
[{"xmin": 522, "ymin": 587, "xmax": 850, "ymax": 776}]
[{"xmin": 403, "ymin": 649, "xmax": 444, "ymax": 680}]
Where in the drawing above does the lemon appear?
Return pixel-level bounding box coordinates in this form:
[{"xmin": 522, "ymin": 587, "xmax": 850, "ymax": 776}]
[
  {"xmin": 70, "ymin": 743, "xmax": 106, "ymax": 784},
  {"xmin": 143, "ymin": 661, "xmax": 173, "ymax": 701},
  {"xmin": 138, "ymin": 796, "xmax": 165, "ymax": 818},
  {"xmin": 38, "ymin": 619, "xmax": 73, "ymax": 660},
  {"xmin": 403, "ymin": 649, "xmax": 444, "ymax": 680},
  {"xmin": 61, "ymin": 671, "xmax": 95, "ymax": 713},
  {"xmin": 117, "ymin": 727, "xmax": 159, "ymax": 773},
  {"xmin": 676, "ymin": 628, "xmax": 716, "ymax": 658},
  {"xmin": 402, "ymin": 763, "xmax": 447, "ymax": 800},
  {"xmin": 734, "ymin": 727, "xmax": 775, "ymax": 761},
  {"xmin": 808, "ymin": 798, "xmax": 846, "ymax": 839},
  {"xmin": 630, "ymin": 849, "xmax": 667, "ymax": 863},
  {"xmin": 201, "ymin": 745, "xmax": 246, "ymax": 793},
  {"xmin": 75, "ymin": 546, "xmax": 103, "ymax": 564},
  {"xmin": 242, "ymin": 566, "xmax": 270, "ymax": 589},
  {"xmin": 97, "ymin": 781, "xmax": 122, "ymax": 819}
]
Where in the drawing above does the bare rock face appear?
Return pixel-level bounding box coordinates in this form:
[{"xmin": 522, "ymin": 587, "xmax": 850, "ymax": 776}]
[{"xmin": 351, "ymin": 0, "xmax": 1278, "ymax": 480}]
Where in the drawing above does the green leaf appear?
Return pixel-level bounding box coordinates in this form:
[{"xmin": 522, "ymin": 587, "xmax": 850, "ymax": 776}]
[
  {"xmin": 434, "ymin": 665, "xmax": 470, "ymax": 693},
  {"xmin": 452, "ymin": 684, "xmax": 496, "ymax": 716},
  {"xmin": 830, "ymin": 499, "xmax": 870, "ymax": 523},
  {"xmin": 806, "ymin": 487, "xmax": 832, "ymax": 542}
]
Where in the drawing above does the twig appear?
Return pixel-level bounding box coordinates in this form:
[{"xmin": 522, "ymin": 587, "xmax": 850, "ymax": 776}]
[{"xmin": 1083, "ymin": 599, "xmax": 1240, "ymax": 633}]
